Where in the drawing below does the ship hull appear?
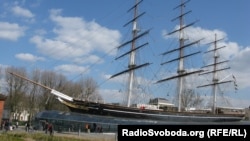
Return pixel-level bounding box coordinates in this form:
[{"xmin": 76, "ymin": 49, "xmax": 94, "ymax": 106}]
[{"xmin": 58, "ymin": 98, "xmax": 245, "ymax": 123}]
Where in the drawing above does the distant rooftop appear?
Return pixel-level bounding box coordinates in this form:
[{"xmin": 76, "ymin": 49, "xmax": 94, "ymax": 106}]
[
  {"xmin": 149, "ymin": 98, "xmax": 174, "ymax": 107},
  {"xmin": 0, "ymin": 94, "xmax": 7, "ymax": 101}
]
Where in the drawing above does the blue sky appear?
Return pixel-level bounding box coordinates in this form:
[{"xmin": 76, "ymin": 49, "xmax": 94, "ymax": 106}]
[{"xmin": 0, "ymin": 0, "xmax": 249, "ymax": 108}]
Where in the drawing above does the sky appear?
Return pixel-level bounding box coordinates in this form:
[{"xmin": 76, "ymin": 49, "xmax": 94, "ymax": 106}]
[{"xmin": 0, "ymin": 0, "xmax": 249, "ymax": 108}]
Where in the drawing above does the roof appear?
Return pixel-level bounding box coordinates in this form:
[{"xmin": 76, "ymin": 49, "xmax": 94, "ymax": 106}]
[
  {"xmin": 149, "ymin": 98, "xmax": 174, "ymax": 106},
  {"xmin": 0, "ymin": 94, "xmax": 7, "ymax": 101},
  {"xmin": 150, "ymin": 98, "xmax": 170, "ymax": 102}
]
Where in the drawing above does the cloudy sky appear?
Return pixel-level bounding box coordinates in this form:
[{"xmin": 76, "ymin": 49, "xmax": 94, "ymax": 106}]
[{"xmin": 0, "ymin": 0, "xmax": 249, "ymax": 108}]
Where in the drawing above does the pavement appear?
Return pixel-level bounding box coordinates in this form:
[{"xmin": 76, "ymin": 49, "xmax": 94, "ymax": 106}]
[{"xmin": 1, "ymin": 126, "xmax": 117, "ymax": 141}]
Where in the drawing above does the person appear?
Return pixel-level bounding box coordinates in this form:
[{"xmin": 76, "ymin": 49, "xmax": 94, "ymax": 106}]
[
  {"xmin": 97, "ymin": 124, "xmax": 103, "ymax": 133},
  {"xmin": 26, "ymin": 122, "xmax": 30, "ymax": 132},
  {"xmin": 1, "ymin": 120, "xmax": 5, "ymax": 130},
  {"xmin": 44, "ymin": 121, "xmax": 48, "ymax": 134},
  {"xmin": 99, "ymin": 125, "xmax": 103, "ymax": 133},
  {"xmin": 48, "ymin": 123, "xmax": 53, "ymax": 135},
  {"xmin": 4, "ymin": 120, "xmax": 9, "ymax": 132},
  {"xmin": 85, "ymin": 123, "xmax": 89, "ymax": 133},
  {"xmin": 16, "ymin": 121, "xmax": 19, "ymax": 128},
  {"xmin": 93, "ymin": 123, "xmax": 96, "ymax": 132}
]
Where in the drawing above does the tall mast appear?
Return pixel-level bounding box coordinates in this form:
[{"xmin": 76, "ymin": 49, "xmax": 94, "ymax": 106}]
[
  {"xmin": 212, "ymin": 34, "xmax": 219, "ymax": 114},
  {"xmin": 127, "ymin": 0, "xmax": 139, "ymax": 107},
  {"xmin": 110, "ymin": 0, "xmax": 150, "ymax": 107},
  {"xmin": 177, "ymin": 0, "xmax": 185, "ymax": 112},
  {"xmin": 198, "ymin": 34, "xmax": 231, "ymax": 114},
  {"xmin": 156, "ymin": 0, "xmax": 203, "ymax": 112}
]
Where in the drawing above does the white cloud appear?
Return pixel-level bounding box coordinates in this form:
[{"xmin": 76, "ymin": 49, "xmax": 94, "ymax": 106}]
[
  {"xmin": 230, "ymin": 47, "xmax": 250, "ymax": 89},
  {"xmin": 34, "ymin": 29, "xmax": 47, "ymax": 35},
  {"xmin": 30, "ymin": 35, "xmax": 84, "ymax": 59},
  {"xmin": 102, "ymin": 74, "xmax": 125, "ymax": 84},
  {"xmin": 102, "ymin": 72, "xmax": 153, "ymax": 88},
  {"xmin": 162, "ymin": 26, "xmax": 250, "ymax": 92},
  {"xmin": 15, "ymin": 53, "xmax": 45, "ymax": 62},
  {"xmin": 11, "ymin": 6, "xmax": 34, "ymax": 18},
  {"xmin": 73, "ymin": 55, "xmax": 103, "ymax": 64},
  {"xmin": 185, "ymin": 26, "xmax": 227, "ymax": 44},
  {"xmin": 201, "ymin": 95, "xmax": 249, "ymax": 109},
  {"xmin": 0, "ymin": 22, "xmax": 26, "ymax": 41},
  {"xmin": 163, "ymin": 26, "xmax": 227, "ymax": 44},
  {"xmin": 98, "ymin": 89, "xmax": 123, "ymax": 103},
  {"xmin": 30, "ymin": 9, "xmax": 121, "ymax": 64},
  {"xmin": 215, "ymin": 42, "xmax": 240, "ymax": 59},
  {"xmin": 54, "ymin": 64, "xmax": 89, "ymax": 75}
]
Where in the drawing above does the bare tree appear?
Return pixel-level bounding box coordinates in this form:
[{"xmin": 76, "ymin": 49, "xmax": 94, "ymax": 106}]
[
  {"xmin": 0, "ymin": 66, "xmax": 3, "ymax": 93},
  {"xmin": 4, "ymin": 66, "xmax": 102, "ymax": 116},
  {"xmin": 38, "ymin": 70, "xmax": 71, "ymax": 110},
  {"xmin": 39, "ymin": 71, "xmax": 59, "ymax": 110},
  {"xmin": 62, "ymin": 81, "xmax": 81, "ymax": 99},
  {"xmin": 25, "ymin": 69, "xmax": 43, "ymax": 120},
  {"xmin": 181, "ymin": 89, "xmax": 204, "ymax": 110},
  {"xmin": 5, "ymin": 67, "xmax": 28, "ymax": 120},
  {"xmin": 76, "ymin": 76, "xmax": 102, "ymax": 102}
]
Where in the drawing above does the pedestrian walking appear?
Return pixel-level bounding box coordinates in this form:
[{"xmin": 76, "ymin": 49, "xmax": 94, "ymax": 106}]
[
  {"xmin": 26, "ymin": 122, "xmax": 30, "ymax": 132},
  {"xmin": 16, "ymin": 121, "xmax": 19, "ymax": 128},
  {"xmin": 44, "ymin": 121, "xmax": 48, "ymax": 134},
  {"xmin": 48, "ymin": 123, "xmax": 53, "ymax": 135}
]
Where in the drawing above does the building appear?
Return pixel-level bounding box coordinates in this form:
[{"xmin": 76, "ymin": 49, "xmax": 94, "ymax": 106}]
[
  {"xmin": 149, "ymin": 98, "xmax": 174, "ymax": 108},
  {"xmin": 0, "ymin": 93, "xmax": 29, "ymax": 121},
  {"xmin": 0, "ymin": 94, "xmax": 7, "ymax": 120},
  {"xmin": 13, "ymin": 110, "xmax": 30, "ymax": 121},
  {"xmin": 149, "ymin": 98, "xmax": 176, "ymax": 111}
]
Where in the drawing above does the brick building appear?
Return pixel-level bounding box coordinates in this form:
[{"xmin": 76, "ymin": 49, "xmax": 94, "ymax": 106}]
[{"xmin": 0, "ymin": 94, "xmax": 7, "ymax": 121}]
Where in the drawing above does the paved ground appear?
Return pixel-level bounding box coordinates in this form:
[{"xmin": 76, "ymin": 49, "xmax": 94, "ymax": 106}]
[
  {"xmin": 1, "ymin": 126, "xmax": 117, "ymax": 141},
  {"xmin": 54, "ymin": 132, "xmax": 117, "ymax": 141}
]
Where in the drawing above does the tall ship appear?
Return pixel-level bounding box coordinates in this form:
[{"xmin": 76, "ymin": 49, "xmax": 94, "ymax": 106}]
[{"xmin": 9, "ymin": 0, "xmax": 245, "ymax": 123}]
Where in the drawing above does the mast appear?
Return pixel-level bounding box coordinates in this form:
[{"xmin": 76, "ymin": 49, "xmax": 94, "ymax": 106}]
[
  {"xmin": 212, "ymin": 34, "xmax": 219, "ymax": 114},
  {"xmin": 177, "ymin": 0, "xmax": 185, "ymax": 112},
  {"xmin": 127, "ymin": 0, "xmax": 139, "ymax": 108},
  {"xmin": 156, "ymin": 0, "xmax": 203, "ymax": 112},
  {"xmin": 198, "ymin": 34, "xmax": 232, "ymax": 114},
  {"xmin": 110, "ymin": 0, "xmax": 150, "ymax": 107}
]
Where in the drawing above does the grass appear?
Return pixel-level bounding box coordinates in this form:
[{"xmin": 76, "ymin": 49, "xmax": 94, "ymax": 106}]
[{"xmin": 0, "ymin": 132, "xmax": 91, "ymax": 141}]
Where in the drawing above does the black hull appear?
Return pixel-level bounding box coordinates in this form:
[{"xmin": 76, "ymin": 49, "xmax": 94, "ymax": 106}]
[{"xmin": 58, "ymin": 99, "xmax": 245, "ymax": 123}]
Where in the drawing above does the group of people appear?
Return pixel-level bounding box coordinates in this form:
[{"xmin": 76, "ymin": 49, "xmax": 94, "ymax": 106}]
[
  {"xmin": 1, "ymin": 120, "xmax": 10, "ymax": 131},
  {"xmin": 85, "ymin": 123, "xmax": 103, "ymax": 133},
  {"xmin": 1, "ymin": 119, "xmax": 54, "ymax": 135},
  {"xmin": 1, "ymin": 120, "xmax": 19, "ymax": 131}
]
